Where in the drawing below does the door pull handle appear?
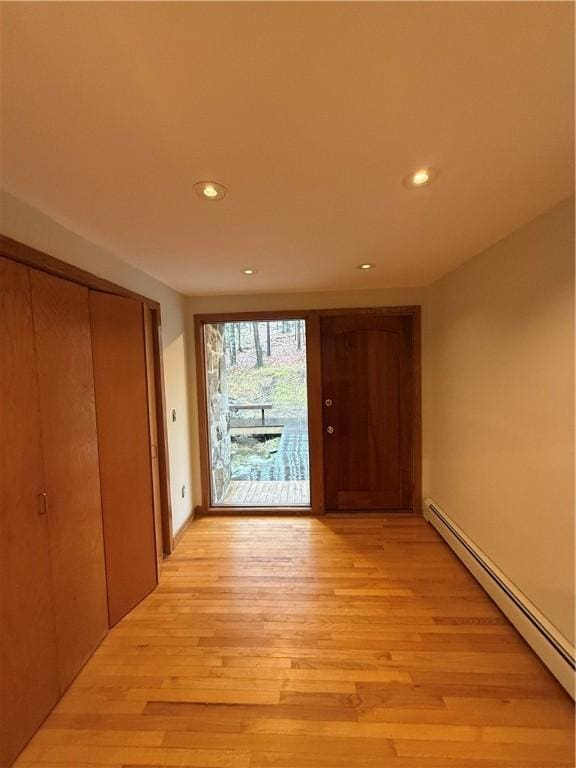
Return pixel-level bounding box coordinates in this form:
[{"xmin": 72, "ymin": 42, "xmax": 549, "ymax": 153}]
[{"xmin": 38, "ymin": 492, "xmax": 48, "ymax": 516}]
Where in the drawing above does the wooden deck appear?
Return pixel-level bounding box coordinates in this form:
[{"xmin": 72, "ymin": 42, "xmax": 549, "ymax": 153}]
[
  {"xmin": 220, "ymin": 479, "xmax": 310, "ymax": 506},
  {"xmin": 15, "ymin": 515, "xmax": 575, "ymax": 768}
]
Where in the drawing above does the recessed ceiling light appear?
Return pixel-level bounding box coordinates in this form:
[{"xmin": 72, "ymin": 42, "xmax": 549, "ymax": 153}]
[
  {"xmin": 404, "ymin": 167, "xmax": 438, "ymax": 189},
  {"xmin": 241, "ymin": 267, "xmax": 257, "ymax": 275},
  {"xmin": 413, "ymin": 170, "xmax": 429, "ymax": 185},
  {"xmin": 194, "ymin": 180, "xmax": 228, "ymax": 201},
  {"xmin": 358, "ymin": 263, "xmax": 375, "ymax": 270}
]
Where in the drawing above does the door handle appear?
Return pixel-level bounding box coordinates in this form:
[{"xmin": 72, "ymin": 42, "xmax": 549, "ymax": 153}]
[
  {"xmin": 151, "ymin": 444, "xmax": 158, "ymax": 458},
  {"xmin": 326, "ymin": 426, "xmax": 334, "ymax": 435},
  {"xmin": 38, "ymin": 492, "xmax": 48, "ymax": 516}
]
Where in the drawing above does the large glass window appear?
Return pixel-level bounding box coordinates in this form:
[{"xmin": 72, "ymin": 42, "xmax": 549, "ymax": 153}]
[{"xmin": 203, "ymin": 319, "xmax": 310, "ymax": 507}]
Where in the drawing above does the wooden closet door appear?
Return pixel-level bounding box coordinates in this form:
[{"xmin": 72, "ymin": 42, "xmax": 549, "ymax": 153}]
[
  {"xmin": 30, "ymin": 270, "xmax": 109, "ymax": 690},
  {"xmin": 89, "ymin": 292, "xmax": 158, "ymax": 626},
  {"xmin": 143, "ymin": 306, "xmax": 164, "ymax": 574},
  {"xmin": 0, "ymin": 258, "xmax": 59, "ymax": 768}
]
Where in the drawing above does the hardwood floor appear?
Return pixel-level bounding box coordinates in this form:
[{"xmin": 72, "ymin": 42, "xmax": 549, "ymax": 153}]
[
  {"xmin": 220, "ymin": 481, "xmax": 310, "ymax": 506},
  {"xmin": 15, "ymin": 515, "xmax": 575, "ymax": 768}
]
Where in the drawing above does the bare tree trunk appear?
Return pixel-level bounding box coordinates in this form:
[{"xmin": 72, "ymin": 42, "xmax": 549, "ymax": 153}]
[
  {"xmin": 296, "ymin": 319, "xmax": 302, "ymax": 350},
  {"xmin": 237, "ymin": 322, "xmax": 243, "ymax": 352},
  {"xmin": 227, "ymin": 324, "xmax": 237, "ymax": 365},
  {"xmin": 252, "ymin": 322, "xmax": 263, "ymax": 368},
  {"xmin": 266, "ymin": 322, "xmax": 271, "ymax": 357}
]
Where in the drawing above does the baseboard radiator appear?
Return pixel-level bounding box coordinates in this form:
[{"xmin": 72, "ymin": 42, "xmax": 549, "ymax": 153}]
[{"xmin": 423, "ymin": 498, "xmax": 575, "ymax": 698}]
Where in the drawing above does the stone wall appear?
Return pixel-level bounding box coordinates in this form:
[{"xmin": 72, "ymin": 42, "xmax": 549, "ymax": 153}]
[{"xmin": 205, "ymin": 323, "xmax": 231, "ymax": 502}]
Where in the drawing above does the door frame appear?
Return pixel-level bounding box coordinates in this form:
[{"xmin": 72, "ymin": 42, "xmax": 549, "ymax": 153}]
[
  {"xmin": 0, "ymin": 234, "xmax": 175, "ymax": 554},
  {"xmin": 194, "ymin": 311, "xmax": 324, "ymax": 514},
  {"xmin": 194, "ymin": 306, "xmax": 421, "ymax": 515}
]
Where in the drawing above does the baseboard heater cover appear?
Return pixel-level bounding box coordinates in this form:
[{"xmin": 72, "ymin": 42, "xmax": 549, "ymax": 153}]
[{"xmin": 423, "ymin": 498, "xmax": 575, "ymax": 699}]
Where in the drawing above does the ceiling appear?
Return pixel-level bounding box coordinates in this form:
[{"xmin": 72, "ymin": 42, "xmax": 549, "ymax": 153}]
[{"xmin": 1, "ymin": 2, "xmax": 573, "ymax": 296}]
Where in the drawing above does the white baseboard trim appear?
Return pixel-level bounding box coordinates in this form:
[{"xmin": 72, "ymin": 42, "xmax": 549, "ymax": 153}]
[{"xmin": 423, "ymin": 497, "xmax": 575, "ymax": 698}]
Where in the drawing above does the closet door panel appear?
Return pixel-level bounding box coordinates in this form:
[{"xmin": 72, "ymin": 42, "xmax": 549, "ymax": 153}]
[
  {"xmin": 30, "ymin": 270, "xmax": 108, "ymax": 690},
  {"xmin": 89, "ymin": 292, "xmax": 158, "ymax": 626},
  {"xmin": 143, "ymin": 306, "xmax": 164, "ymax": 574},
  {"xmin": 0, "ymin": 258, "xmax": 59, "ymax": 768}
]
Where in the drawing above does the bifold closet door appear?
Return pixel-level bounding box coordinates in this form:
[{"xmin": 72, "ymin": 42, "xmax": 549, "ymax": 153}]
[
  {"xmin": 89, "ymin": 291, "xmax": 158, "ymax": 626},
  {"xmin": 143, "ymin": 306, "xmax": 164, "ymax": 574},
  {"xmin": 30, "ymin": 270, "xmax": 109, "ymax": 690},
  {"xmin": 0, "ymin": 258, "xmax": 59, "ymax": 768}
]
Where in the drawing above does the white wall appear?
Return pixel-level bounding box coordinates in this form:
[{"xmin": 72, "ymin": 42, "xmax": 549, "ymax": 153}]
[
  {"xmin": 1, "ymin": 191, "xmax": 194, "ymax": 534},
  {"xmin": 185, "ymin": 286, "xmax": 427, "ymax": 508},
  {"xmin": 425, "ymin": 197, "xmax": 575, "ymax": 645}
]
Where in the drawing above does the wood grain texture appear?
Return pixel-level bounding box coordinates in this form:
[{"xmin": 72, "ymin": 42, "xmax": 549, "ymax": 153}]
[
  {"xmin": 321, "ymin": 314, "xmax": 415, "ymax": 511},
  {"xmin": 0, "ymin": 258, "xmax": 60, "ymax": 768},
  {"xmin": 14, "ymin": 515, "xmax": 575, "ymax": 768},
  {"xmin": 89, "ymin": 291, "xmax": 158, "ymax": 627},
  {"xmin": 304, "ymin": 313, "xmax": 325, "ymax": 514},
  {"xmin": 221, "ymin": 481, "xmax": 310, "ymax": 506},
  {"xmin": 1, "ymin": 239, "xmax": 175, "ymax": 557},
  {"xmin": 194, "ymin": 315, "xmax": 212, "ymax": 513},
  {"xmin": 143, "ymin": 305, "xmax": 164, "ymax": 574},
  {"xmin": 30, "ymin": 270, "xmax": 109, "ymax": 690},
  {"xmin": 0, "ymin": 235, "xmax": 160, "ymax": 310},
  {"xmin": 150, "ymin": 307, "xmax": 174, "ymax": 554}
]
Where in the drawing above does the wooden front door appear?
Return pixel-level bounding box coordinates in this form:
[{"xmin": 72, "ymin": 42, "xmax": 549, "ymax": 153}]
[{"xmin": 320, "ymin": 312, "xmax": 418, "ymax": 511}]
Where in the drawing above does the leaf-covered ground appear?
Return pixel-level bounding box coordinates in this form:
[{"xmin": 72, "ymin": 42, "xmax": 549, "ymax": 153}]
[
  {"xmin": 222, "ymin": 321, "xmax": 310, "ymax": 481},
  {"xmin": 225, "ymin": 321, "xmax": 308, "ymax": 420}
]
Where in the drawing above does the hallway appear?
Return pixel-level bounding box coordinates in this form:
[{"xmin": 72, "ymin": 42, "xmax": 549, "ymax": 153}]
[{"xmin": 15, "ymin": 516, "xmax": 575, "ymax": 767}]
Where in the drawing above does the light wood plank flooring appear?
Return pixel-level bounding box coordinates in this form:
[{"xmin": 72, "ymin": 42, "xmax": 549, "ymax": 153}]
[
  {"xmin": 220, "ymin": 480, "xmax": 310, "ymax": 506},
  {"xmin": 15, "ymin": 515, "xmax": 575, "ymax": 768}
]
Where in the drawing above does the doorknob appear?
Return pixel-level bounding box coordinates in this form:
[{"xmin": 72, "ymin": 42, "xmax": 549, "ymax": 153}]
[
  {"xmin": 325, "ymin": 398, "xmax": 333, "ymax": 407},
  {"xmin": 326, "ymin": 425, "xmax": 334, "ymax": 434}
]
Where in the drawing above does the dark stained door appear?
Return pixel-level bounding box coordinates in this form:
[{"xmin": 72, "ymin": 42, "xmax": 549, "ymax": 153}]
[
  {"xmin": 89, "ymin": 291, "xmax": 158, "ymax": 626},
  {"xmin": 320, "ymin": 313, "xmax": 416, "ymax": 511},
  {"xmin": 0, "ymin": 257, "xmax": 60, "ymax": 767}
]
